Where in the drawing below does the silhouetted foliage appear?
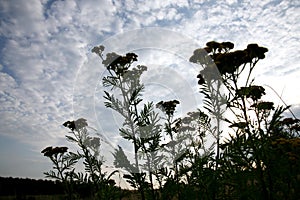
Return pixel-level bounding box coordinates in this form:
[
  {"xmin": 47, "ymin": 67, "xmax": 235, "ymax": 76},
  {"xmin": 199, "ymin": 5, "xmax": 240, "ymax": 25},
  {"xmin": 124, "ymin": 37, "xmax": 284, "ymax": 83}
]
[
  {"xmin": 191, "ymin": 41, "xmax": 299, "ymax": 199},
  {"xmin": 40, "ymin": 41, "xmax": 300, "ymax": 200},
  {"xmin": 42, "ymin": 118, "xmax": 121, "ymax": 200}
]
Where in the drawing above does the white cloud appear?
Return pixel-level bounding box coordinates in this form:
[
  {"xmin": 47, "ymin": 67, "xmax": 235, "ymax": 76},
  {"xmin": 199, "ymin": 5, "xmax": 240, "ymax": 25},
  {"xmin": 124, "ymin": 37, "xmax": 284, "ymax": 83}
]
[{"xmin": 0, "ymin": 0, "xmax": 45, "ymax": 38}]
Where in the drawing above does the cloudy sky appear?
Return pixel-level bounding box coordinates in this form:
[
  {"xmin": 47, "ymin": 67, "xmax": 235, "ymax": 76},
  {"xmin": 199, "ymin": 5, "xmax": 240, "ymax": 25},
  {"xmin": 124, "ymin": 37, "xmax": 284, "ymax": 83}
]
[{"xmin": 0, "ymin": 0, "xmax": 299, "ymax": 180}]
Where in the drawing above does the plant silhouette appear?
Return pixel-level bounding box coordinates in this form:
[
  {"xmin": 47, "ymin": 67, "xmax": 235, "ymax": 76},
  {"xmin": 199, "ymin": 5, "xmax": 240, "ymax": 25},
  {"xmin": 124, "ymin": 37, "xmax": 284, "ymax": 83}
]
[
  {"xmin": 42, "ymin": 118, "xmax": 120, "ymax": 199},
  {"xmin": 41, "ymin": 41, "xmax": 300, "ymax": 200}
]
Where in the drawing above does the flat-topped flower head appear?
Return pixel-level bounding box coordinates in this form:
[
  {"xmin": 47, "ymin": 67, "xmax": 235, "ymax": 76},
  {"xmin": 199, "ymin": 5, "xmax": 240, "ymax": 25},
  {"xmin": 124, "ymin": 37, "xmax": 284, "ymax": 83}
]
[
  {"xmin": 63, "ymin": 118, "xmax": 88, "ymax": 131},
  {"xmin": 102, "ymin": 52, "xmax": 138, "ymax": 76},
  {"xmin": 251, "ymin": 101, "xmax": 274, "ymax": 111},
  {"xmin": 91, "ymin": 45, "xmax": 105, "ymax": 56},
  {"xmin": 156, "ymin": 100, "xmax": 180, "ymax": 116},
  {"xmin": 41, "ymin": 146, "xmax": 68, "ymax": 157},
  {"xmin": 246, "ymin": 43, "xmax": 268, "ymax": 59},
  {"xmin": 236, "ymin": 85, "xmax": 266, "ymax": 101}
]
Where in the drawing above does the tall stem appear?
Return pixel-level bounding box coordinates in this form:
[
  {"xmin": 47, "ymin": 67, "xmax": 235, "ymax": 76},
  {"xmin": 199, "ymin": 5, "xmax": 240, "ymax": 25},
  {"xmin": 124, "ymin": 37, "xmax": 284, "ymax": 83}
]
[{"xmin": 118, "ymin": 74, "xmax": 145, "ymax": 200}]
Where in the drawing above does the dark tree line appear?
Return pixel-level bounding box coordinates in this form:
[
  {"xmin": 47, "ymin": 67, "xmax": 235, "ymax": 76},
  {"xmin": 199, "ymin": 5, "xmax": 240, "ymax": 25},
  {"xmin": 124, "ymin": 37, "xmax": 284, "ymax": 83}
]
[
  {"xmin": 0, "ymin": 176, "xmax": 64, "ymax": 196},
  {"xmin": 0, "ymin": 176, "xmax": 122, "ymax": 199}
]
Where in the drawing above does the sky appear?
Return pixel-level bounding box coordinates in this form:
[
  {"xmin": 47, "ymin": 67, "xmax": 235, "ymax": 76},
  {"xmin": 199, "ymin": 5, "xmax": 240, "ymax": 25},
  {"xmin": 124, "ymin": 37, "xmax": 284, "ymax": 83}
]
[{"xmin": 0, "ymin": 0, "xmax": 299, "ymax": 182}]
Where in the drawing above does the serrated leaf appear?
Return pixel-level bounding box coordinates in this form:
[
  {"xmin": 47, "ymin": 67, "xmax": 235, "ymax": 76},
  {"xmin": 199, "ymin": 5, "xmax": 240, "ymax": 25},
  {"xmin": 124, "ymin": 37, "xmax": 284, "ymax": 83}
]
[{"xmin": 65, "ymin": 135, "xmax": 77, "ymax": 143}]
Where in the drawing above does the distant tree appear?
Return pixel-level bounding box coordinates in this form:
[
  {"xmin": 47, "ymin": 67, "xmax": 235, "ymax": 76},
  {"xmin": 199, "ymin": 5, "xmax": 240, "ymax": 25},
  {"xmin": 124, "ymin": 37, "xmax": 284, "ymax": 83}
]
[{"xmin": 0, "ymin": 176, "xmax": 64, "ymax": 196}]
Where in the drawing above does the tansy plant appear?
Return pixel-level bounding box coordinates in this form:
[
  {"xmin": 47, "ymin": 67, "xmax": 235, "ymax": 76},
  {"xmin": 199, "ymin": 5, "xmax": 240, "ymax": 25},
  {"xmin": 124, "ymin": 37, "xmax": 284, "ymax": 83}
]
[{"xmin": 42, "ymin": 41, "xmax": 300, "ymax": 200}]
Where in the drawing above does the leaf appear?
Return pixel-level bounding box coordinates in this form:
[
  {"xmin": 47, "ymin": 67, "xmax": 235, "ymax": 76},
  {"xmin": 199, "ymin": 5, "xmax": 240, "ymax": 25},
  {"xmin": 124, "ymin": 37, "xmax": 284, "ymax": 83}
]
[
  {"xmin": 229, "ymin": 122, "xmax": 248, "ymax": 129},
  {"xmin": 106, "ymin": 170, "xmax": 119, "ymax": 180},
  {"xmin": 65, "ymin": 135, "xmax": 77, "ymax": 143},
  {"xmin": 123, "ymin": 174, "xmax": 137, "ymax": 188},
  {"xmin": 104, "ymin": 90, "xmax": 110, "ymax": 99},
  {"xmin": 113, "ymin": 146, "xmax": 136, "ymax": 172},
  {"xmin": 44, "ymin": 171, "xmax": 61, "ymax": 180},
  {"xmin": 224, "ymin": 118, "xmax": 232, "ymax": 124},
  {"xmin": 129, "ymin": 87, "xmax": 143, "ymax": 103},
  {"xmin": 203, "ymin": 106, "xmax": 212, "ymax": 113},
  {"xmin": 119, "ymin": 128, "xmax": 133, "ymax": 140}
]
